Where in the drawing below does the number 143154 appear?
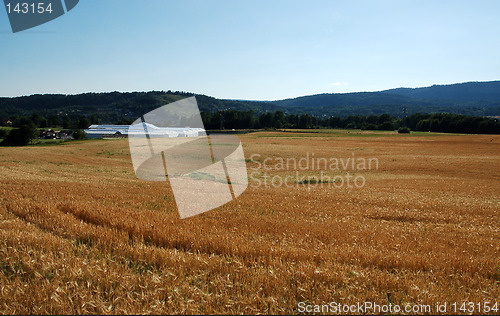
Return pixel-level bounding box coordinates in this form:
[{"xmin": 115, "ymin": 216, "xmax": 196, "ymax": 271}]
[{"xmin": 5, "ymin": 2, "xmax": 53, "ymax": 14}]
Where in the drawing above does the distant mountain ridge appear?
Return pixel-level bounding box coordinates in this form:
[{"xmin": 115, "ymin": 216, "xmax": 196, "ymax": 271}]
[
  {"xmin": 0, "ymin": 80, "xmax": 499, "ymax": 121},
  {"xmin": 267, "ymin": 80, "xmax": 500, "ymax": 116},
  {"xmin": 383, "ymin": 81, "xmax": 500, "ymax": 102},
  {"xmin": 271, "ymin": 92, "xmax": 411, "ymax": 108}
]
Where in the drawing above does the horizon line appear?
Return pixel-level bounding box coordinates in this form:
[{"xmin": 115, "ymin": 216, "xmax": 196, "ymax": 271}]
[{"xmin": 1, "ymin": 79, "xmax": 499, "ymax": 102}]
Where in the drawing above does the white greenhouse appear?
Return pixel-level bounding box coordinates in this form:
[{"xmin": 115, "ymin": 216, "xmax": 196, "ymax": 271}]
[{"xmin": 84, "ymin": 124, "xmax": 206, "ymax": 139}]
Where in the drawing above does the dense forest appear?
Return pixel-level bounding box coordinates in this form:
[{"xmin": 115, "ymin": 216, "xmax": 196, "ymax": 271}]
[
  {"xmin": 383, "ymin": 81, "xmax": 500, "ymax": 102},
  {"xmin": 1, "ymin": 81, "xmax": 500, "ymax": 144},
  {"xmin": 0, "ymin": 91, "xmax": 276, "ymax": 124},
  {"xmin": 2, "ymin": 110, "xmax": 499, "ymax": 136},
  {"xmin": 1, "ymin": 81, "xmax": 500, "ymax": 123},
  {"xmin": 270, "ymin": 81, "xmax": 500, "ymax": 116},
  {"xmin": 196, "ymin": 111, "xmax": 500, "ymax": 134}
]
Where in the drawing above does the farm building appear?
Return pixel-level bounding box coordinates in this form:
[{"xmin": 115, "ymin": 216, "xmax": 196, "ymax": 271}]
[{"xmin": 84, "ymin": 124, "xmax": 206, "ymax": 139}]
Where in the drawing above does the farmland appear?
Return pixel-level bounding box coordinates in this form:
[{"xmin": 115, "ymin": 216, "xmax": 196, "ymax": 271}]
[{"xmin": 0, "ymin": 130, "xmax": 499, "ymax": 314}]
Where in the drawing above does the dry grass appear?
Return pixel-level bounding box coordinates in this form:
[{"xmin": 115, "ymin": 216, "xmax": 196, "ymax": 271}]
[{"xmin": 0, "ymin": 131, "xmax": 499, "ymax": 314}]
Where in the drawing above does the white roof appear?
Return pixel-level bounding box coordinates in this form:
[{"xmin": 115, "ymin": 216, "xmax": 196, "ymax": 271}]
[{"xmin": 85, "ymin": 123, "xmax": 205, "ymax": 137}]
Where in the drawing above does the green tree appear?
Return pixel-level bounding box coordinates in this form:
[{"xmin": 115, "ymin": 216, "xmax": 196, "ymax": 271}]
[
  {"xmin": 63, "ymin": 116, "xmax": 72, "ymax": 129},
  {"xmin": 298, "ymin": 114, "xmax": 312, "ymax": 129},
  {"xmin": 378, "ymin": 121, "xmax": 394, "ymax": 131},
  {"xmin": 0, "ymin": 123, "xmax": 38, "ymax": 146},
  {"xmin": 77, "ymin": 116, "xmax": 91, "ymax": 129},
  {"xmin": 398, "ymin": 127, "xmax": 411, "ymax": 134},
  {"xmin": 115, "ymin": 118, "xmax": 133, "ymax": 125},
  {"xmin": 89, "ymin": 114, "xmax": 99, "ymax": 125},
  {"xmin": 258, "ymin": 113, "xmax": 274, "ymax": 128},
  {"xmin": 73, "ymin": 129, "xmax": 87, "ymax": 140},
  {"xmin": 274, "ymin": 111, "xmax": 285, "ymax": 129},
  {"xmin": 48, "ymin": 114, "xmax": 61, "ymax": 127},
  {"xmin": 39, "ymin": 116, "xmax": 48, "ymax": 128}
]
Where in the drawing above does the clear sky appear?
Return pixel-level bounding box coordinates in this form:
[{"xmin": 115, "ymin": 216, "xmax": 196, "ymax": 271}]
[{"xmin": 1, "ymin": 0, "xmax": 499, "ymax": 100}]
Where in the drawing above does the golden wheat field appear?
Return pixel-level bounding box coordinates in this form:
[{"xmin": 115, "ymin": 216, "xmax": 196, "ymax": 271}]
[{"xmin": 0, "ymin": 130, "xmax": 499, "ymax": 314}]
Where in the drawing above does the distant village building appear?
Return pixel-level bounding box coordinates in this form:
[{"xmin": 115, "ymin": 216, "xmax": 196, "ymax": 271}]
[
  {"xmin": 39, "ymin": 129, "xmax": 74, "ymax": 139},
  {"xmin": 84, "ymin": 124, "xmax": 206, "ymax": 139},
  {"xmin": 41, "ymin": 129, "xmax": 57, "ymax": 139}
]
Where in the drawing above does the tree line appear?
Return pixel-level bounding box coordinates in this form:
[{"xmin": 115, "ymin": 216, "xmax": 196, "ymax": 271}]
[
  {"xmin": 2, "ymin": 113, "xmax": 100, "ymax": 130},
  {"xmin": 2, "ymin": 90, "xmax": 500, "ymax": 120},
  {"xmin": 0, "ymin": 114, "xmax": 94, "ymax": 146},
  {"xmin": 1, "ymin": 111, "xmax": 499, "ymax": 147},
  {"xmin": 201, "ymin": 110, "xmax": 500, "ymax": 134},
  {"xmin": 2, "ymin": 111, "xmax": 500, "ymax": 134}
]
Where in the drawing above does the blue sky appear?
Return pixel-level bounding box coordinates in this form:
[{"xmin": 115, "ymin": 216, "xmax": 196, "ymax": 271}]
[{"xmin": 1, "ymin": 0, "xmax": 499, "ymax": 100}]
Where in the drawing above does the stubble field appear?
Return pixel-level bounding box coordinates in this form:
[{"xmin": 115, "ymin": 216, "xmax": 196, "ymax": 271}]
[{"xmin": 0, "ymin": 130, "xmax": 499, "ymax": 314}]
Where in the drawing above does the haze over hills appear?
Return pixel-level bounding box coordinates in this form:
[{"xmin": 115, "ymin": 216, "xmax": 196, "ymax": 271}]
[{"xmin": 0, "ymin": 81, "xmax": 499, "ymax": 122}]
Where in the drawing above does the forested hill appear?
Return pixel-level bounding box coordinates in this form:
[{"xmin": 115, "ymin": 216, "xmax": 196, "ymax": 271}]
[
  {"xmin": 383, "ymin": 81, "xmax": 500, "ymax": 102},
  {"xmin": 0, "ymin": 91, "xmax": 277, "ymax": 123},
  {"xmin": 269, "ymin": 81, "xmax": 500, "ymax": 116},
  {"xmin": 1, "ymin": 81, "xmax": 499, "ymax": 123}
]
